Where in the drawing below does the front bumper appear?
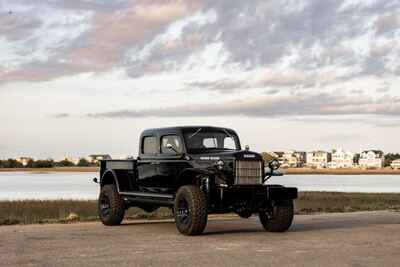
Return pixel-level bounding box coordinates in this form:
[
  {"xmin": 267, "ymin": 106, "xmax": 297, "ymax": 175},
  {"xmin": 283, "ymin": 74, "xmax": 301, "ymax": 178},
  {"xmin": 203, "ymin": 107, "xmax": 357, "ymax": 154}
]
[
  {"xmin": 223, "ymin": 185, "xmax": 298, "ymax": 200},
  {"xmin": 266, "ymin": 185, "xmax": 298, "ymax": 200},
  {"xmin": 213, "ymin": 184, "xmax": 298, "ymax": 212}
]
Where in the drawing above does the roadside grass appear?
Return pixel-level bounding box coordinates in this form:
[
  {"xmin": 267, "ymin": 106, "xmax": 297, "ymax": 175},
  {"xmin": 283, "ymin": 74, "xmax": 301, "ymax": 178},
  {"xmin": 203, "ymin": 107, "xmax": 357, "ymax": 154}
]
[
  {"xmin": 296, "ymin": 192, "xmax": 400, "ymax": 214},
  {"xmin": 0, "ymin": 200, "xmax": 172, "ymax": 225},
  {"xmin": 1, "ymin": 192, "xmax": 400, "ymax": 225}
]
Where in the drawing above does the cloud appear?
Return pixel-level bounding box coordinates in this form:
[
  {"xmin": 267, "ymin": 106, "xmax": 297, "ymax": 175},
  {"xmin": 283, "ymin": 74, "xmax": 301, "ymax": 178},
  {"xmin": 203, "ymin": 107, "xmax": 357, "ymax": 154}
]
[
  {"xmin": 317, "ymin": 133, "xmax": 363, "ymax": 144},
  {"xmin": 0, "ymin": 0, "xmax": 200, "ymax": 84},
  {"xmin": 375, "ymin": 13, "xmax": 400, "ymax": 35},
  {"xmin": 51, "ymin": 113, "xmax": 70, "ymax": 118},
  {"xmin": 265, "ymin": 89, "xmax": 279, "ymax": 95},
  {"xmin": 0, "ymin": 10, "xmax": 42, "ymax": 41},
  {"xmin": 1, "ymin": 0, "xmax": 399, "ymax": 85},
  {"xmin": 186, "ymin": 79, "xmax": 248, "ymax": 93},
  {"xmin": 87, "ymin": 93, "xmax": 400, "ymax": 118}
]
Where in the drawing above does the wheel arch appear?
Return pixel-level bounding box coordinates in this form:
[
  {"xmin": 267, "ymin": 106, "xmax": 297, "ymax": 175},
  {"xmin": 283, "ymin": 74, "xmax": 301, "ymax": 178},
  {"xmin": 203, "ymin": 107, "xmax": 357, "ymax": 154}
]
[
  {"xmin": 100, "ymin": 169, "xmax": 120, "ymax": 192},
  {"xmin": 177, "ymin": 168, "xmax": 214, "ymax": 187}
]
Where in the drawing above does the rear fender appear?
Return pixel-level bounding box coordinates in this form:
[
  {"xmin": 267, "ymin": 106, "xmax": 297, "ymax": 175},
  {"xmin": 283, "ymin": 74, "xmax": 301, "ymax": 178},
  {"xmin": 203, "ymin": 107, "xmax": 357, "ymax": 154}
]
[{"xmin": 100, "ymin": 169, "xmax": 120, "ymax": 192}]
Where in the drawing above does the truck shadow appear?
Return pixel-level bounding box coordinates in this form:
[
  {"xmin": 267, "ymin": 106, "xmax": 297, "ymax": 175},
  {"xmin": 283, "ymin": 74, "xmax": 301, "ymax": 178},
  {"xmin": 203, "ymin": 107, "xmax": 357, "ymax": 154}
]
[
  {"xmin": 118, "ymin": 213, "xmax": 400, "ymax": 235},
  {"xmin": 203, "ymin": 214, "xmax": 400, "ymax": 236},
  {"xmin": 121, "ymin": 219, "xmax": 174, "ymax": 226}
]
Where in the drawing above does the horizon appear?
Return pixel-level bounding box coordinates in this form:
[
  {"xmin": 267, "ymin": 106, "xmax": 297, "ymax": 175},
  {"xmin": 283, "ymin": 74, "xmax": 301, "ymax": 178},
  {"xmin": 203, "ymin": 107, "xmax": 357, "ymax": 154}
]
[
  {"xmin": 1, "ymin": 147, "xmax": 396, "ymax": 162},
  {"xmin": 1, "ymin": 1, "xmax": 399, "ymax": 159}
]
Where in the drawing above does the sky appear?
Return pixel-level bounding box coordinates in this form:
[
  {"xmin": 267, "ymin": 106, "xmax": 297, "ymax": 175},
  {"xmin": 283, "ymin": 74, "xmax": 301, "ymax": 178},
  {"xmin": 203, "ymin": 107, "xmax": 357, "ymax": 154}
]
[{"xmin": 0, "ymin": 0, "xmax": 399, "ymax": 159}]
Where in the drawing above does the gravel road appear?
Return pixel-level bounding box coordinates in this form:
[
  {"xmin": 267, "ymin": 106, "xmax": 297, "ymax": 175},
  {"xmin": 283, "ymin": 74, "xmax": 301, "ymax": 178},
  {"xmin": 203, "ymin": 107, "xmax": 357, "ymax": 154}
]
[{"xmin": 1, "ymin": 211, "xmax": 400, "ymax": 267}]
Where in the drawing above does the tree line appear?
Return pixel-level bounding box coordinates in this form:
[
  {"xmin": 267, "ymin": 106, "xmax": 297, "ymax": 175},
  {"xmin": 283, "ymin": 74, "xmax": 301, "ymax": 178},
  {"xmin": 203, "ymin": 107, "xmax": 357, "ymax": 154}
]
[{"xmin": 0, "ymin": 158, "xmax": 96, "ymax": 168}]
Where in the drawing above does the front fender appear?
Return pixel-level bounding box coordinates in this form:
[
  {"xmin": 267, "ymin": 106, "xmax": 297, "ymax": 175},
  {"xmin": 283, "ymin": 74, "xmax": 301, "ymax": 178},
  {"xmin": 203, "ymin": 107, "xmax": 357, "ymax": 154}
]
[{"xmin": 177, "ymin": 168, "xmax": 216, "ymax": 186}]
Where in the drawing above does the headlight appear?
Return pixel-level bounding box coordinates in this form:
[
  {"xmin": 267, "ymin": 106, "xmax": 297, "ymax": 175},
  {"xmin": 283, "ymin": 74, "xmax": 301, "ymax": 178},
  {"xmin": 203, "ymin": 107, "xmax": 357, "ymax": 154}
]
[
  {"xmin": 215, "ymin": 160, "xmax": 225, "ymax": 170},
  {"xmin": 269, "ymin": 159, "xmax": 280, "ymax": 171}
]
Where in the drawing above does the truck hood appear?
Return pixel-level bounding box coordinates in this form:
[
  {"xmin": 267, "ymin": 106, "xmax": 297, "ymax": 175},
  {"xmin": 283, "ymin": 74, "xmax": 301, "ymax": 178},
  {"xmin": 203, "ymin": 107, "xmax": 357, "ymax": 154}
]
[{"xmin": 190, "ymin": 150, "xmax": 263, "ymax": 161}]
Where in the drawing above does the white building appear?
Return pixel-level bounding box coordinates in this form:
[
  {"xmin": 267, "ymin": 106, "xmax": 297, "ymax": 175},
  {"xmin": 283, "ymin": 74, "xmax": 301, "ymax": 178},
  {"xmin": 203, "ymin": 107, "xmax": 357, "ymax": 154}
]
[
  {"xmin": 280, "ymin": 151, "xmax": 306, "ymax": 168},
  {"xmin": 359, "ymin": 150, "xmax": 384, "ymax": 169},
  {"xmin": 391, "ymin": 159, "xmax": 400, "ymax": 169},
  {"xmin": 306, "ymin": 151, "xmax": 329, "ymax": 169},
  {"xmin": 329, "ymin": 149, "xmax": 354, "ymax": 169}
]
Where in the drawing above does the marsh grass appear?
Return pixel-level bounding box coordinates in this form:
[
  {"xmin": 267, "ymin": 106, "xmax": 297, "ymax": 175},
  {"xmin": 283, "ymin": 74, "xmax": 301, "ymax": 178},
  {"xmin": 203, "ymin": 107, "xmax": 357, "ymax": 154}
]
[
  {"xmin": 296, "ymin": 192, "xmax": 400, "ymax": 214},
  {"xmin": 0, "ymin": 200, "xmax": 172, "ymax": 225},
  {"xmin": 1, "ymin": 192, "xmax": 400, "ymax": 225}
]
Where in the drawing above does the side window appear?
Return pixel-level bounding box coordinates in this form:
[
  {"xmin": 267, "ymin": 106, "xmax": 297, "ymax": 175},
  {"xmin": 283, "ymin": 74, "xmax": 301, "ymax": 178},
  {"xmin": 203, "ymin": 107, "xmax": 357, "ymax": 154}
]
[
  {"xmin": 224, "ymin": 137, "xmax": 236, "ymax": 149},
  {"xmin": 161, "ymin": 135, "xmax": 183, "ymax": 154},
  {"xmin": 142, "ymin": 136, "xmax": 157, "ymax": 154},
  {"xmin": 203, "ymin": 137, "xmax": 218, "ymax": 148}
]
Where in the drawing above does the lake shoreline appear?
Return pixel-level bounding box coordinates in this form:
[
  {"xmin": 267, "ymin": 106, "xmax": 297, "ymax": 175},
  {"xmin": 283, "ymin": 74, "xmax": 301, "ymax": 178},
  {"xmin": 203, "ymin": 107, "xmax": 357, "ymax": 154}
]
[
  {"xmin": 1, "ymin": 191, "xmax": 399, "ymax": 225},
  {"xmin": 1, "ymin": 166, "xmax": 400, "ymax": 175}
]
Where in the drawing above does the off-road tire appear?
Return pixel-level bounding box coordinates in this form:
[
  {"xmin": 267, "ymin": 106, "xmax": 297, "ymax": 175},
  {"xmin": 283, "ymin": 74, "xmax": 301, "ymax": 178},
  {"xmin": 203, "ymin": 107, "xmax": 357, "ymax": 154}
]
[
  {"xmin": 174, "ymin": 185, "xmax": 208, "ymax": 235},
  {"xmin": 259, "ymin": 200, "xmax": 294, "ymax": 232},
  {"xmin": 98, "ymin": 184, "xmax": 125, "ymax": 226}
]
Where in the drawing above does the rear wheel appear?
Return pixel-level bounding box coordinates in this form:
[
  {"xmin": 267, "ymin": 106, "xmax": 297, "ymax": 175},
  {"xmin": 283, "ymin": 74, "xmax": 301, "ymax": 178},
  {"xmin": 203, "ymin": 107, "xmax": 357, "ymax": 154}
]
[
  {"xmin": 98, "ymin": 184, "xmax": 125, "ymax": 226},
  {"xmin": 259, "ymin": 200, "xmax": 294, "ymax": 232},
  {"xmin": 174, "ymin": 185, "xmax": 208, "ymax": 235}
]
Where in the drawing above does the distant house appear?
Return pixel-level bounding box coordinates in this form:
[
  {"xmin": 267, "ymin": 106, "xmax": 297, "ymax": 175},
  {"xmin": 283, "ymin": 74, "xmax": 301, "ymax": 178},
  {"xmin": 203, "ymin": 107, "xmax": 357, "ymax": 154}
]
[
  {"xmin": 329, "ymin": 149, "xmax": 354, "ymax": 169},
  {"xmin": 358, "ymin": 150, "xmax": 384, "ymax": 169},
  {"xmin": 272, "ymin": 151, "xmax": 285, "ymax": 165},
  {"xmin": 306, "ymin": 151, "xmax": 329, "ymax": 169},
  {"xmin": 279, "ymin": 150, "xmax": 306, "ymax": 168},
  {"xmin": 391, "ymin": 159, "xmax": 400, "ymax": 169},
  {"xmin": 89, "ymin": 154, "xmax": 112, "ymax": 164}
]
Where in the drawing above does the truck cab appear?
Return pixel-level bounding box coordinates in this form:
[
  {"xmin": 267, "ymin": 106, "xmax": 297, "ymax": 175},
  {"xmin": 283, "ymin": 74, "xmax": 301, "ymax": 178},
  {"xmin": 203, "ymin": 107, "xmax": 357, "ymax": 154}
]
[{"xmin": 96, "ymin": 126, "xmax": 297, "ymax": 235}]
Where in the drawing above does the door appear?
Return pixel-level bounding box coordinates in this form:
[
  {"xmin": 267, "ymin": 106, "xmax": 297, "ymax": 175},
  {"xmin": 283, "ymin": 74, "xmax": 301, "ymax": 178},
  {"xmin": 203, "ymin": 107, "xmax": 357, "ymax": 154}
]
[
  {"xmin": 158, "ymin": 135, "xmax": 188, "ymax": 192},
  {"xmin": 137, "ymin": 136, "xmax": 159, "ymax": 189}
]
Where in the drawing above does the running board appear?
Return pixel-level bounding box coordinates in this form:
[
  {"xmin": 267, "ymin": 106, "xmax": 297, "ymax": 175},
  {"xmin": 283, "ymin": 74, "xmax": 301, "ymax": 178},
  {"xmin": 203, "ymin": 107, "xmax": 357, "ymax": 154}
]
[{"xmin": 119, "ymin": 191, "xmax": 174, "ymax": 206}]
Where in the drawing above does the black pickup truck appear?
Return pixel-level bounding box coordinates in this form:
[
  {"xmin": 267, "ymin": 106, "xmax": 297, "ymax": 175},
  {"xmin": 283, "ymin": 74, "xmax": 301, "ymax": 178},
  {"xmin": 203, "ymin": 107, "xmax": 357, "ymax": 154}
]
[{"xmin": 95, "ymin": 126, "xmax": 297, "ymax": 235}]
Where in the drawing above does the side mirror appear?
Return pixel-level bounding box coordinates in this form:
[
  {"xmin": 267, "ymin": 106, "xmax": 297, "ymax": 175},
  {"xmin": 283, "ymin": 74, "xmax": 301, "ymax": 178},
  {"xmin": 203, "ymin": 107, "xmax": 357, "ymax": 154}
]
[{"xmin": 269, "ymin": 159, "xmax": 281, "ymax": 171}]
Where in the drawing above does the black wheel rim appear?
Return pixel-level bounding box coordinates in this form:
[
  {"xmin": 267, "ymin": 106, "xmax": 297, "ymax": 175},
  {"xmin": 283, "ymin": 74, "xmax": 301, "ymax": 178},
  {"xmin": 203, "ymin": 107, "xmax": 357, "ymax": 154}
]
[
  {"xmin": 262, "ymin": 208, "xmax": 274, "ymax": 221},
  {"xmin": 177, "ymin": 198, "xmax": 190, "ymax": 225},
  {"xmin": 100, "ymin": 194, "xmax": 111, "ymax": 218}
]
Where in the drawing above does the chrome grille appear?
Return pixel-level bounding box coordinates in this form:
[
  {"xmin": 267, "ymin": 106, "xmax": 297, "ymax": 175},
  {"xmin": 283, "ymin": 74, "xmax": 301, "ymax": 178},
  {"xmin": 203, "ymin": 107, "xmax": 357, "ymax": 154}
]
[{"xmin": 235, "ymin": 160, "xmax": 263, "ymax": 185}]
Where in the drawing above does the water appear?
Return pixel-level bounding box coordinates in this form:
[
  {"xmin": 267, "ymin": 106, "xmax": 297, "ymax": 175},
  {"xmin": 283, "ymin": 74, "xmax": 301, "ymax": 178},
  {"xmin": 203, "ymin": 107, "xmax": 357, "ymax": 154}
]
[
  {"xmin": 0, "ymin": 172, "xmax": 98, "ymax": 200},
  {"xmin": 0, "ymin": 172, "xmax": 400, "ymax": 200}
]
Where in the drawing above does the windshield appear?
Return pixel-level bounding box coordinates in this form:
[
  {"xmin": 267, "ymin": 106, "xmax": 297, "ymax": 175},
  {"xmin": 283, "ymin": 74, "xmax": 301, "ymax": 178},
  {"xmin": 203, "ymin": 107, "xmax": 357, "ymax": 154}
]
[{"xmin": 183, "ymin": 128, "xmax": 241, "ymax": 153}]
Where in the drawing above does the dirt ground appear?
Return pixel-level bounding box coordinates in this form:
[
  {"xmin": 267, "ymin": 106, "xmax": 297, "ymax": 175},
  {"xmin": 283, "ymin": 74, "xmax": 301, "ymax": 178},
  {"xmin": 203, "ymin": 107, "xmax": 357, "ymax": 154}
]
[{"xmin": 1, "ymin": 211, "xmax": 400, "ymax": 267}]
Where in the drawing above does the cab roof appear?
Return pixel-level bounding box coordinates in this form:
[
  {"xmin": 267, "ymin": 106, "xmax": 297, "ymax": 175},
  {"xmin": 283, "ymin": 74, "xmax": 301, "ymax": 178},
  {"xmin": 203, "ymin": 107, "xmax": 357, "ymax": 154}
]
[{"xmin": 140, "ymin": 126, "xmax": 237, "ymax": 136}]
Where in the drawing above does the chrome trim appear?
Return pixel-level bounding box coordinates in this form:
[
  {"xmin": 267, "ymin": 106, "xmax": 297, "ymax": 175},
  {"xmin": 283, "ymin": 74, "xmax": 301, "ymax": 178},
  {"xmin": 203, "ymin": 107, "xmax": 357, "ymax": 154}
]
[{"xmin": 235, "ymin": 160, "xmax": 263, "ymax": 185}]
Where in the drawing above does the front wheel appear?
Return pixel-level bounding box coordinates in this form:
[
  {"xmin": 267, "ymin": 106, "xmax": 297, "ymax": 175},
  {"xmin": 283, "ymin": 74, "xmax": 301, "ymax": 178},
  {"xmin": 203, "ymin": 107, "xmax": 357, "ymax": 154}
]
[
  {"xmin": 98, "ymin": 184, "xmax": 125, "ymax": 226},
  {"xmin": 174, "ymin": 185, "xmax": 208, "ymax": 235},
  {"xmin": 259, "ymin": 200, "xmax": 294, "ymax": 232}
]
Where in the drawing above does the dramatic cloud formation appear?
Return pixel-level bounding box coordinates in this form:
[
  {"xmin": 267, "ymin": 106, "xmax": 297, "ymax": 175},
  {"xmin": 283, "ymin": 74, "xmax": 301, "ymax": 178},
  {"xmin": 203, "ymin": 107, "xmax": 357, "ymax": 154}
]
[{"xmin": 87, "ymin": 93, "xmax": 400, "ymax": 118}]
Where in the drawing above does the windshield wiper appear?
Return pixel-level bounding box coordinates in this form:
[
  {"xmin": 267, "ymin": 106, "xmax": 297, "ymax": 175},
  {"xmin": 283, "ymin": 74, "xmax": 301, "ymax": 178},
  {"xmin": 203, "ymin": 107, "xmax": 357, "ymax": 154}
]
[{"xmin": 187, "ymin": 128, "xmax": 202, "ymax": 139}]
